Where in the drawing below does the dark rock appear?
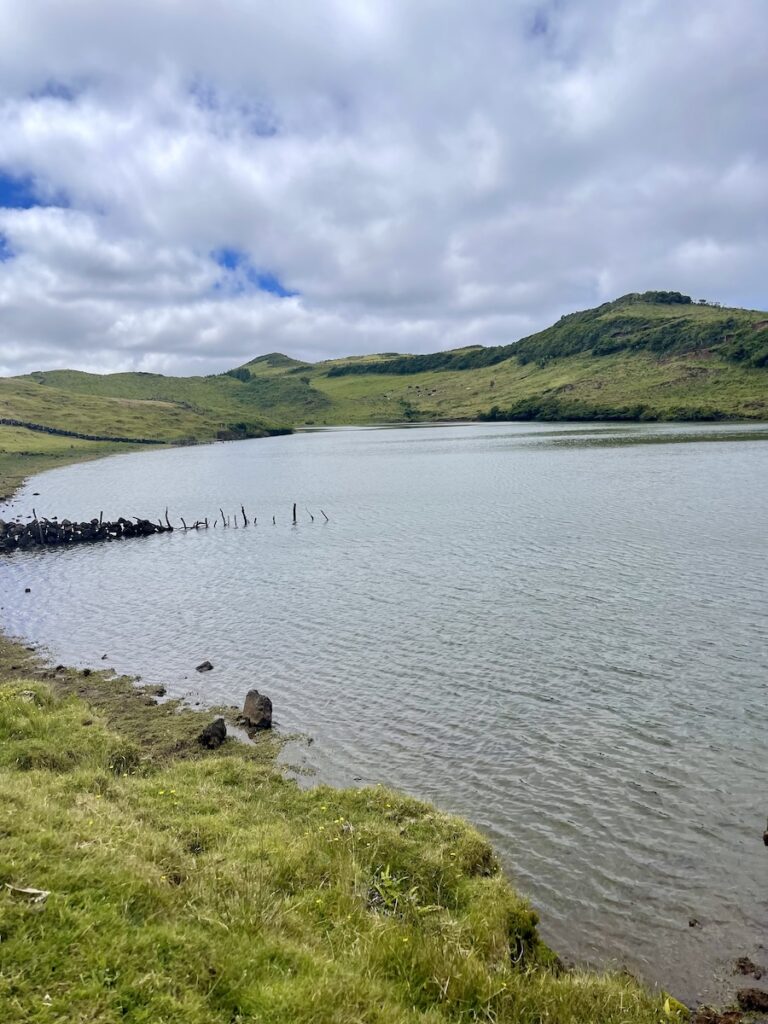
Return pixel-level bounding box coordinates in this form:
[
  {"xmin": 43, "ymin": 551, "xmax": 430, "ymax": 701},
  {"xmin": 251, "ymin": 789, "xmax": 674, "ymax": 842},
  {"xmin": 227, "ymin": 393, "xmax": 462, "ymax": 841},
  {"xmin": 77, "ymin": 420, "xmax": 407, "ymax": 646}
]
[
  {"xmin": 735, "ymin": 957, "xmax": 764, "ymax": 979},
  {"xmin": 689, "ymin": 918, "xmax": 700, "ymax": 928},
  {"xmin": 198, "ymin": 718, "xmax": 227, "ymax": 749},
  {"xmin": 24, "ymin": 587, "xmax": 31, "ymax": 593},
  {"xmin": 101, "ymin": 654, "xmax": 108, "ymax": 660},
  {"xmin": 737, "ymin": 988, "xmax": 768, "ymax": 1012},
  {"xmin": 691, "ymin": 1010, "xmax": 743, "ymax": 1024},
  {"xmin": 82, "ymin": 668, "xmax": 92, "ymax": 677},
  {"xmin": 196, "ymin": 660, "xmax": 214, "ymax": 673},
  {"xmin": 241, "ymin": 689, "xmax": 272, "ymax": 730}
]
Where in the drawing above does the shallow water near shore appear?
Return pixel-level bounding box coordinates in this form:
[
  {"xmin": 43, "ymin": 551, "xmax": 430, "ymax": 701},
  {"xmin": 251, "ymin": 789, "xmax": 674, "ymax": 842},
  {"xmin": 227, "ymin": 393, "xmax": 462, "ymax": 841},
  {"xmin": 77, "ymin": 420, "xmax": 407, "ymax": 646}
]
[{"xmin": 2, "ymin": 420, "xmax": 767, "ymax": 1004}]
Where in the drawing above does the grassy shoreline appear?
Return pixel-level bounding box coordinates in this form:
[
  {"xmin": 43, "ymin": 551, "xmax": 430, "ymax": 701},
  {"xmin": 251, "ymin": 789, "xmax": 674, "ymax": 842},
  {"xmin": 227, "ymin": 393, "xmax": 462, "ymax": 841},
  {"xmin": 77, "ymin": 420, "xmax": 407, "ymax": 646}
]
[
  {"xmin": 0, "ymin": 649, "xmax": 684, "ymax": 1023},
  {"xmin": 0, "ymin": 449, "xmax": 689, "ymax": 1022}
]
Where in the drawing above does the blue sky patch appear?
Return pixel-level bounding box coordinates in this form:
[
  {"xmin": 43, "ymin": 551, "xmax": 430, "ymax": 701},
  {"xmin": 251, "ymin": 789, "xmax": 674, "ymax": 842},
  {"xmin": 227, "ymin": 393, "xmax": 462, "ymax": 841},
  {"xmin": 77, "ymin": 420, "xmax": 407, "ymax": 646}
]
[
  {"xmin": 0, "ymin": 170, "xmax": 68, "ymax": 210},
  {"xmin": 0, "ymin": 233, "xmax": 14, "ymax": 262},
  {"xmin": 0, "ymin": 171, "xmax": 41, "ymax": 210},
  {"xmin": 212, "ymin": 248, "xmax": 297, "ymax": 298}
]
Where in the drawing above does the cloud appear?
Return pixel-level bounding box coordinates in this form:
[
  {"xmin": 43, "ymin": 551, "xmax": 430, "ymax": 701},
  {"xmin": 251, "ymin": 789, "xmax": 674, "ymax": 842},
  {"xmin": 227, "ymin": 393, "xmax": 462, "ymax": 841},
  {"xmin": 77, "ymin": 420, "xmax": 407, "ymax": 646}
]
[{"xmin": 0, "ymin": 0, "xmax": 766, "ymax": 375}]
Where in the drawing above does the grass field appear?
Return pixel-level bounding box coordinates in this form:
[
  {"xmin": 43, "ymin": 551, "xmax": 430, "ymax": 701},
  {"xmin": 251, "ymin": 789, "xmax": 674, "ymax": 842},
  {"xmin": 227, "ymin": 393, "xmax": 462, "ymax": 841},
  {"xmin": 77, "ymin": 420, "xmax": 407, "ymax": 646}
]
[{"xmin": 0, "ymin": 636, "xmax": 677, "ymax": 1023}]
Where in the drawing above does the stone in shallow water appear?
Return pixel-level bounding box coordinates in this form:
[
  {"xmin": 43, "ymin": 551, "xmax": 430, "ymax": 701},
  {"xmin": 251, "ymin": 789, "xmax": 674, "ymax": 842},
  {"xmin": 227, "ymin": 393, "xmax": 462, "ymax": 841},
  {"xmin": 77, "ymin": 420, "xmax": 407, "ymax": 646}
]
[
  {"xmin": 241, "ymin": 689, "xmax": 272, "ymax": 730},
  {"xmin": 196, "ymin": 660, "xmax": 214, "ymax": 673},
  {"xmin": 737, "ymin": 988, "xmax": 768, "ymax": 1012}
]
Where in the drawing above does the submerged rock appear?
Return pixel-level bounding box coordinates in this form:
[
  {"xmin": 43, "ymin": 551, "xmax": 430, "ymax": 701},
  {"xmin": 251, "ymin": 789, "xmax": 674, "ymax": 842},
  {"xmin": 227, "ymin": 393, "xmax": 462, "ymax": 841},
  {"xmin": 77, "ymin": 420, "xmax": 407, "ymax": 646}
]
[
  {"xmin": 735, "ymin": 957, "xmax": 763, "ymax": 980},
  {"xmin": 241, "ymin": 689, "xmax": 272, "ymax": 730},
  {"xmin": 196, "ymin": 660, "xmax": 214, "ymax": 673},
  {"xmin": 198, "ymin": 718, "xmax": 227, "ymax": 749},
  {"xmin": 737, "ymin": 988, "xmax": 768, "ymax": 1012}
]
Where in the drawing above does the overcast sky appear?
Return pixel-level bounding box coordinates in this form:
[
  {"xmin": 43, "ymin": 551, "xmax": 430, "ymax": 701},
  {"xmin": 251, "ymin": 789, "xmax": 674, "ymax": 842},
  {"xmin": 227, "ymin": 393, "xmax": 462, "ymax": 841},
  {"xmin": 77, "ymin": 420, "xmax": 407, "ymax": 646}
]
[{"xmin": 0, "ymin": 1, "xmax": 766, "ymax": 377}]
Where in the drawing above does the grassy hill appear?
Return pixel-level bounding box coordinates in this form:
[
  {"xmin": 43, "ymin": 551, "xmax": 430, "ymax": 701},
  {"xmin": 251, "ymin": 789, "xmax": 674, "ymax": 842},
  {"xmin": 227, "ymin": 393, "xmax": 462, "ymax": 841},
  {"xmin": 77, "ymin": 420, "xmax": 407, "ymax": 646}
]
[
  {"xmin": 2, "ymin": 290, "xmax": 767, "ymax": 497},
  {"xmin": 240, "ymin": 292, "xmax": 768, "ymax": 425}
]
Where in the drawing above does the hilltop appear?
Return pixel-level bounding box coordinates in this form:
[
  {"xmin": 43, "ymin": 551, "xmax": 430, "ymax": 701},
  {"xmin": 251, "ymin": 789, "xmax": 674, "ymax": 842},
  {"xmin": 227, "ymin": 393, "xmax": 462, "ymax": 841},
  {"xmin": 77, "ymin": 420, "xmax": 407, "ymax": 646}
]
[{"xmin": 2, "ymin": 291, "xmax": 767, "ymax": 495}]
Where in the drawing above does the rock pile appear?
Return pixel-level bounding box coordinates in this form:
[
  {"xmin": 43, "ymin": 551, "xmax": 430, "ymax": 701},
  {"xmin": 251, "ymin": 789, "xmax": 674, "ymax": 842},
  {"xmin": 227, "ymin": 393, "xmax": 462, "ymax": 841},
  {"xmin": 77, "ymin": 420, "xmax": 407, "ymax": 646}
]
[{"xmin": 0, "ymin": 516, "xmax": 172, "ymax": 551}]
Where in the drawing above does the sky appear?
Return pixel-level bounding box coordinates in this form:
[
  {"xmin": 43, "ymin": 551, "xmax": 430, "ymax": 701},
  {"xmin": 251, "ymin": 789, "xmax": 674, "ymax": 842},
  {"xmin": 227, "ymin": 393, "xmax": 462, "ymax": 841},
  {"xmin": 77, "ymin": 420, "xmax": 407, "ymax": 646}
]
[{"xmin": 0, "ymin": 1, "xmax": 766, "ymax": 377}]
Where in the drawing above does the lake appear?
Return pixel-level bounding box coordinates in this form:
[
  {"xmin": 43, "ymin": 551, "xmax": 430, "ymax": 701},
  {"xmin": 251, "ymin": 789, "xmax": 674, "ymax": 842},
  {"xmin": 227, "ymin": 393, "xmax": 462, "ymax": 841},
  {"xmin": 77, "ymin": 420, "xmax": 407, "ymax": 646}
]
[{"xmin": 1, "ymin": 421, "xmax": 767, "ymax": 1005}]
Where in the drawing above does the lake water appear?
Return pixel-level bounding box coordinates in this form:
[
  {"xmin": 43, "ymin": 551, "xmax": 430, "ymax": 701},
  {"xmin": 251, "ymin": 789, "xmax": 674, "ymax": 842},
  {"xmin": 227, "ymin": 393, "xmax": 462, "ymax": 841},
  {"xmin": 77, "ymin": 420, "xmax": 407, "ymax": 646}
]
[{"xmin": 1, "ymin": 421, "xmax": 767, "ymax": 1005}]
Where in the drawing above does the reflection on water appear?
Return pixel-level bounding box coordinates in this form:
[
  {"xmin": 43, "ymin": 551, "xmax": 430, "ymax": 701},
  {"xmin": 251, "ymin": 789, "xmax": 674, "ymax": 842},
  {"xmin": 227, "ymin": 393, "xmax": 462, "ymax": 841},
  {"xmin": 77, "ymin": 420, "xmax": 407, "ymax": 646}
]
[{"xmin": 1, "ymin": 421, "xmax": 767, "ymax": 1005}]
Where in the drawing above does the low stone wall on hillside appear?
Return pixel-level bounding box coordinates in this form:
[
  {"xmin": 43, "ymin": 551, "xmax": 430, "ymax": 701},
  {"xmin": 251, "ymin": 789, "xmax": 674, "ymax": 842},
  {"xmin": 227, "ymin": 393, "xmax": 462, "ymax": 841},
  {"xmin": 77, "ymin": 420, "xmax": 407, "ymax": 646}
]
[{"xmin": 0, "ymin": 417, "xmax": 168, "ymax": 445}]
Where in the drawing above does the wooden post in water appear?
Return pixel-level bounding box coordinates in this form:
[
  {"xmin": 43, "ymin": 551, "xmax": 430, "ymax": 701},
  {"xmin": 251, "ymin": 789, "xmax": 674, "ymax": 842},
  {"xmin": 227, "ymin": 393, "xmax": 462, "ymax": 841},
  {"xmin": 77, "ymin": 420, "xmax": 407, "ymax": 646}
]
[
  {"xmin": 306, "ymin": 507, "xmax": 314, "ymax": 522},
  {"xmin": 220, "ymin": 508, "xmax": 227, "ymax": 527},
  {"xmin": 241, "ymin": 505, "xmax": 248, "ymax": 526},
  {"xmin": 292, "ymin": 503, "xmax": 297, "ymax": 526},
  {"xmin": 33, "ymin": 510, "xmax": 44, "ymax": 544},
  {"xmin": 320, "ymin": 509, "xmax": 329, "ymax": 522}
]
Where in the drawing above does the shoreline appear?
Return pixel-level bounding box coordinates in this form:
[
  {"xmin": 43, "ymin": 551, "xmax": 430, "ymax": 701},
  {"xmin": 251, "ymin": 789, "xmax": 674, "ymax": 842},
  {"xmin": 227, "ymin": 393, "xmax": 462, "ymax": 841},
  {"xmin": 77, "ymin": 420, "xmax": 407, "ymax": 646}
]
[{"xmin": 0, "ymin": 436, "xmax": 759, "ymax": 1021}]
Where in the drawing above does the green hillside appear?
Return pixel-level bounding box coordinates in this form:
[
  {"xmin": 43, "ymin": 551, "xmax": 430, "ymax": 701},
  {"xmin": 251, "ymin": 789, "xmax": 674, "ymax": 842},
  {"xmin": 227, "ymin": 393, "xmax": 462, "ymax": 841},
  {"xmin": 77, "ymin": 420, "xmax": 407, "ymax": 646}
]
[
  {"xmin": 248, "ymin": 291, "xmax": 768, "ymax": 425},
  {"xmin": 2, "ymin": 291, "xmax": 767, "ymax": 497},
  {"xmin": 15, "ymin": 290, "xmax": 768, "ymax": 427}
]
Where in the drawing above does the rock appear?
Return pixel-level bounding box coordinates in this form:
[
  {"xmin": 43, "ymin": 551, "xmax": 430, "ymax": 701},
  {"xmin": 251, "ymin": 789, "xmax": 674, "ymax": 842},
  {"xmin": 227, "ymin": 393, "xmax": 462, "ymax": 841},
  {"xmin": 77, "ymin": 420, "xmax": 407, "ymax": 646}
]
[
  {"xmin": 196, "ymin": 660, "xmax": 214, "ymax": 673},
  {"xmin": 198, "ymin": 718, "xmax": 227, "ymax": 749},
  {"xmin": 241, "ymin": 689, "xmax": 272, "ymax": 730},
  {"xmin": 737, "ymin": 988, "xmax": 768, "ymax": 1012},
  {"xmin": 689, "ymin": 918, "xmax": 700, "ymax": 928},
  {"xmin": 691, "ymin": 1010, "xmax": 743, "ymax": 1024},
  {"xmin": 735, "ymin": 957, "xmax": 763, "ymax": 979},
  {"xmin": 24, "ymin": 587, "xmax": 31, "ymax": 593}
]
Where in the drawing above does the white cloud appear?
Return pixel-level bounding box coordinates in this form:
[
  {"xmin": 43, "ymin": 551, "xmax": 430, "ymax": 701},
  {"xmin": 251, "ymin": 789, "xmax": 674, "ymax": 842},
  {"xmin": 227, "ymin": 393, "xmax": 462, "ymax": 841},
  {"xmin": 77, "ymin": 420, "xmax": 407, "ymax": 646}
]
[{"xmin": 0, "ymin": 0, "xmax": 766, "ymax": 375}]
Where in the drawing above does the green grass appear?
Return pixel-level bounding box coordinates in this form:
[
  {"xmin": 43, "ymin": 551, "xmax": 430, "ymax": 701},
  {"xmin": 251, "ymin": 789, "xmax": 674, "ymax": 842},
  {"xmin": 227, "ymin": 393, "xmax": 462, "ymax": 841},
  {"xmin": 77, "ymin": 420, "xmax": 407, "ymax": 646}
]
[{"xmin": 0, "ymin": 675, "xmax": 676, "ymax": 1024}]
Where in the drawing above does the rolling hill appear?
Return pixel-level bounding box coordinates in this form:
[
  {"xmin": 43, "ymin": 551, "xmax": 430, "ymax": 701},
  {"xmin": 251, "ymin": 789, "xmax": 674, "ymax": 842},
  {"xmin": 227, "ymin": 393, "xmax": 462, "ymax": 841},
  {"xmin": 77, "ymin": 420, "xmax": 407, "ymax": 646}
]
[{"xmin": 2, "ymin": 290, "xmax": 767, "ymax": 496}]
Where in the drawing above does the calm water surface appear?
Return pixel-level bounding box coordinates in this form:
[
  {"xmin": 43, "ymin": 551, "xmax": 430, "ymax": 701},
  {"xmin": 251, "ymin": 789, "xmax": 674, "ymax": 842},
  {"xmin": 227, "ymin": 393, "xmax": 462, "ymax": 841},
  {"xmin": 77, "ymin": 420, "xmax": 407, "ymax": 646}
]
[{"xmin": 2, "ymin": 421, "xmax": 767, "ymax": 1004}]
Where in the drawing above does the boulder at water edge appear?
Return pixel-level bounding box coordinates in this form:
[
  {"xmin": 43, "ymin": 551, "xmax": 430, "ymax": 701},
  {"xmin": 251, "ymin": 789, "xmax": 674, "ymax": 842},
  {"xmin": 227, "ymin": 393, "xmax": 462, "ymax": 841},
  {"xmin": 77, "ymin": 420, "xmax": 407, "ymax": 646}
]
[{"xmin": 242, "ymin": 689, "xmax": 272, "ymax": 730}]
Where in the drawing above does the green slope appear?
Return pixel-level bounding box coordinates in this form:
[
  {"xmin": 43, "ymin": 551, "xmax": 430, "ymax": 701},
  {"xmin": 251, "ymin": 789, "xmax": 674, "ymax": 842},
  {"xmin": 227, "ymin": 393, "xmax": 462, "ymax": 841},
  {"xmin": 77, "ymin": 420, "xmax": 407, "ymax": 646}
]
[
  {"xmin": 2, "ymin": 291, "xmax": 767, "ymax": 497},
  {"xmin": 237, "ymin": 292, "xmax": 768, "ymax": 424}
]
